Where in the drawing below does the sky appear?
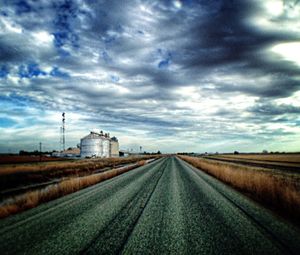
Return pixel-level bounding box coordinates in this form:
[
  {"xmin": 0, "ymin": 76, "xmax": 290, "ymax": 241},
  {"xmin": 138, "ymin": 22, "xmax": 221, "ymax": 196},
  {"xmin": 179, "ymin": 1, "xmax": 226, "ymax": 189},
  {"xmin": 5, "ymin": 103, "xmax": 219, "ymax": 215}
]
[{"xmin": 0, "ymin": 0, "xmax": 300, "ymax": 153}]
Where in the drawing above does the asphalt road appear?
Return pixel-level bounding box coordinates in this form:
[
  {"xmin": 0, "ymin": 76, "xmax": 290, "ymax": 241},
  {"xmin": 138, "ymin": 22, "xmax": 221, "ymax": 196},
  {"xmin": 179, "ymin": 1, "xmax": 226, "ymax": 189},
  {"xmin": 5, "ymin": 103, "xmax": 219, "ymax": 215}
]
[{"xmin": 0, "ymin": 157, "xmax": 300, "ymax": 254}]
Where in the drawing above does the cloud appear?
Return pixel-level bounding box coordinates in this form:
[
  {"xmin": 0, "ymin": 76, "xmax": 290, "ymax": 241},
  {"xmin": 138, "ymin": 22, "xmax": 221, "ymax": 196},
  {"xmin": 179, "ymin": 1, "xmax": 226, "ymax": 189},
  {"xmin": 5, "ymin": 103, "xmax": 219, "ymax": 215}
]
[
  {"xmin": 249, "ymin": 102, "xmax": 300, "ymax": 116},
  {"xmin": 0, "ymin": 0, "xmax": 300, "ymax": 153}
]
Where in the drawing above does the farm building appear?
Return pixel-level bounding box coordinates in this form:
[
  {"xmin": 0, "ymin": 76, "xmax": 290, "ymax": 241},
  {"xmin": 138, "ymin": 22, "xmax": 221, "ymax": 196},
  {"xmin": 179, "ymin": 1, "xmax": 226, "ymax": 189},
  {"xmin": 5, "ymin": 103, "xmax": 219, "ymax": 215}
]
[{"xmin": 80, "ymin": 131, "xmax": 119, "ymax": 158}]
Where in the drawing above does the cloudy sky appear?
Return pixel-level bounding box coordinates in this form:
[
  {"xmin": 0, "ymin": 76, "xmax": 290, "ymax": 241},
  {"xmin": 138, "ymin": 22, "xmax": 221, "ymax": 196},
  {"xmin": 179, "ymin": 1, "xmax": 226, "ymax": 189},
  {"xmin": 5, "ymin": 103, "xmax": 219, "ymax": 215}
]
[{"xmin": 0, "ymin": 0, "xmax": 300, "ymax": 153}]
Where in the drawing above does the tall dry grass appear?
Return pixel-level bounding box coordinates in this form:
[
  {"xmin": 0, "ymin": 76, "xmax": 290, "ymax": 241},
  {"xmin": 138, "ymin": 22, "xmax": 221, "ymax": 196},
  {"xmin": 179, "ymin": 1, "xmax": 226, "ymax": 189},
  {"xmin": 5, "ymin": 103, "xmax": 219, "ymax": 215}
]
[
  {"xmin": 217, "ymin": 154, "xmax": 300, "ymax": 163},
  {"xmin": 0, "ymin": 160, "xmax": 146, "ymax": 219},
  {"xmin": 0, "ymin": 156, "xmax": 160, "ymax": 192},
  {"xmin": 0, "ymin": 156, "xmax": 155, "ymax": 176},
  {"xmin": 179, "ymin": 156, "xmax": 300, "ymax": 224}
]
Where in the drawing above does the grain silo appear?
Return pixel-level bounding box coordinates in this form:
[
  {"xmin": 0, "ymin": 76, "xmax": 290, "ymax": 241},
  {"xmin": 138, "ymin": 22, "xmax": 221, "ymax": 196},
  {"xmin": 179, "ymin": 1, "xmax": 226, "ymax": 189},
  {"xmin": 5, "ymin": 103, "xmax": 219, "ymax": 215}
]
[
  {"xmin": 110, "ymin": 137, "xmax": 119, "ymax": 157},
  {"xmin": 80, "ymin": 132, "xmax": 103, "ymax": 158},
  {"xmin": 102, "ymin": 138, "xmax": 110, "ymax": 158},
  {"xmin": 80, "ymin": 131, "xmax": 119, "ymax": 158}
]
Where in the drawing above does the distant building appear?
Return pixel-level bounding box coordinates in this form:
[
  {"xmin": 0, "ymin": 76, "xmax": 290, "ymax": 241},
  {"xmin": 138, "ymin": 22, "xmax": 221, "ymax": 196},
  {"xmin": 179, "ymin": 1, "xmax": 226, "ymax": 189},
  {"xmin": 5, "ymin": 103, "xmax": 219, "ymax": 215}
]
[
  {"xmin": 80, "ymin": 131, "xmax": 119, "ymax": 158},
  {"xmin": 64, "ymin": 147, "xmax": 80, "ymax": 157},
  {"xmin": 52, "ymin": 148, "xmax": 80, "ymax": 158}
]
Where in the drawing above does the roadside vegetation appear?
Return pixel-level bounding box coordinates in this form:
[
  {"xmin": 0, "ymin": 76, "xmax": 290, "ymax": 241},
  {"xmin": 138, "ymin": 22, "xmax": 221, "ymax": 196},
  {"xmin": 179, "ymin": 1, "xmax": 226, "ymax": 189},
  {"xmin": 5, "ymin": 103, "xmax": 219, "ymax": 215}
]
[
  {"xmin": 179, "ymin": 155, "xmax": 300, "ymax": 225},
  {"xmin": 214, "ymin": 153, "xmax": 300, "ymax": 163},
  {"xmin": 0, "ymin": 155, "xmax": 68, "ymax": 164},
  {"xmin": 204, "ymin": 153, "xmax": 300, "ymax": 171},
  {"xmin": 0, "ymin": 159, "xmax": 149, "ymax": 219},
  {"xmin": 0, "ymin": 156, "xmax": 160, "ymax": 193}
]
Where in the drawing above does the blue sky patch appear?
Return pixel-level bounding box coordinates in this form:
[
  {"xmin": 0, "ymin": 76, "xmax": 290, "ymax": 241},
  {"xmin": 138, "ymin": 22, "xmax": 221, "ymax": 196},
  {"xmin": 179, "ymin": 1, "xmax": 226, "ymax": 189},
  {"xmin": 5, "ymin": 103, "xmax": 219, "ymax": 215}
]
[
  {"xmin": 18, "ymin": 63, "xmax": 46, "ymax": 78},
  {"xmin": 110, "ymin": 75, "xmax": 120, "ymax": 83},
  {"xmin": 15, "ymin": 0, "xmax": 31, "ymax": 15},
  {"xmin": 102, "ymin": 51, "xmax": 112, "ymax": 63},
  {"xmin": 158, "ymin": 59, "xmax": 170, "ymax": 69},
  {"xmin": 53, "ymin": 31, "xmax": 69, "ymax": 48},
  {"xmin": 0, "ymin": 10, "xmax": 8, "ymax": 16},
  {"xmin": 57, "ymin": 48, "xmax": 71, "ymax": 58},
  {"xmin": 0, "ymin": 93, "xmax": 35, "ymax": 108},
  {"xmin": 0, "ymin": 117, "xmax": 17, "ymax": 128},
  {"xmin": 50, "ymin": 67, "xmax": 70, "ymax": 78},
  {"xmin": 0, "ymin": 66, "xmax": 9, "ymax": 78}
]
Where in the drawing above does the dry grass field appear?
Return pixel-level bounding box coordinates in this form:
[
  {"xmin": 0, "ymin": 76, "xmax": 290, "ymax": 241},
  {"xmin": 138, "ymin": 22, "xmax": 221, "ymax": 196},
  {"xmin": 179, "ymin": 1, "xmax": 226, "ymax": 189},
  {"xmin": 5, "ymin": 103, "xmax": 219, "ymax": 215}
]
[
  {"xmin": 0, "ymin": 156, "xmax": 160, "ymax": 193},
  {"xmin": 0, "ymin": 160, "xmax": 148, "ymax": 218},
  {"xmin": 216, "ymin": 153, "xmax": 300, "ymax": 163},
  {"xmin": 206, "ymin": 153, "xmax": 300, "ymax": 171},
  {"xmin": 179, "ymin": 155, "xmax": 300, "ymax": 225},
  {"xmin": 0, "ymin": 155, "xmax": 68, "ymax": 164},
  {"xmin": 0, "ymin": 156, "xmax": 150, "ymax": 176}
]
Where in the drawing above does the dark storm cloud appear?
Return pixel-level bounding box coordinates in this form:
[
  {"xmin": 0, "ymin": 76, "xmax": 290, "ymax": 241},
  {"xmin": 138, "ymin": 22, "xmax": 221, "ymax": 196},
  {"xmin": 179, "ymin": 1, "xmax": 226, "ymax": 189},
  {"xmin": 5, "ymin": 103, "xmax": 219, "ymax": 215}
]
[
  {"xmin": 168, "ymin": 1, "xmax": 300, "ymax": 98},
  {"xmin": 214, "ymin": 78, "xmax": 300, "ymax": 98},
  {"xmin": 82, "ymin": 112, "xmax": 182, "ymax": 130},
  {"xmin": 249, "ymin": 102, "xmax": 300, "ymax": 116}
]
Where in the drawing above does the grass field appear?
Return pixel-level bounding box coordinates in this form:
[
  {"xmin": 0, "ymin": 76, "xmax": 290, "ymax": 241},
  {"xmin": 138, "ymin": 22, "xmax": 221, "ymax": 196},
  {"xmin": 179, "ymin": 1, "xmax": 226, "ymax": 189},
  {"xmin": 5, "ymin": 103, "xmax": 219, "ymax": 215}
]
[
  {"xmin": 0, "ymin": 156, "xmax": 161, "ymax": 194},
  {"xmin": 214, "ymin": 153, "xmax": 300, "ymax": 163},
  {"xmin": 0, "ymin": 156, "xmax": 145, "ymax": 176},
  {"xmin": 179, "ymin": 155, "xmax": 300, "ymax": 225},
  {"xmin": 0, "ymin": 160, "xmax": 148, "ymax": 219},
  {"xmin": 0, "ymin": 155, "xmax": 69, "ymax": 164}
]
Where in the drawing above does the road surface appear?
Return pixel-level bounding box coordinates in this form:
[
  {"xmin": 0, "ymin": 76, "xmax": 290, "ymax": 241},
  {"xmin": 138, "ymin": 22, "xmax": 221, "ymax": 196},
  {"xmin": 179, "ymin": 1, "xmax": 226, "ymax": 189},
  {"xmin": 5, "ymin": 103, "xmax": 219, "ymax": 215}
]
[{"xmin": 0, "ymin": 157, "xmax": 299, "ymax": 254}]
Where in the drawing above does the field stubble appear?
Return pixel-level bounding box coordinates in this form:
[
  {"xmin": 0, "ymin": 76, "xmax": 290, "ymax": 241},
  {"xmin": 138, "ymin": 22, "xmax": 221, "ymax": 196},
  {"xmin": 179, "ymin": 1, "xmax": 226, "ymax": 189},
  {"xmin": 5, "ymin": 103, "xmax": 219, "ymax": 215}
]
[
  {"xmin": 179, "ymin": 155, "xmax": 300, "ymax": 225},
  {"xmin": 0, "ymin": 158, "xmax": 153, "ymax": 219},
  {"xmin": 0, "ymin": 156, "xmax": 159, "ymax": 192},
  {"xmin": 217, "ymin": 154, "xmax": 300, "ymax": 163}
]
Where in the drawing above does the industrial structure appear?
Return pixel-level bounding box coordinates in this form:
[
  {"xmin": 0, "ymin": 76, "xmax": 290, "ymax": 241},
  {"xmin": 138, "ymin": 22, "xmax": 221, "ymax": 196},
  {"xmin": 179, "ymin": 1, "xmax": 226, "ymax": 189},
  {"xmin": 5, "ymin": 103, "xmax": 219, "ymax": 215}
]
[
  {"xmin": 60, "ymin": 112, "xmax": 66, "ymax": 152},
  {"xmin": 80, "ymin": 131, "xmax": 119, "ymax": 158}
]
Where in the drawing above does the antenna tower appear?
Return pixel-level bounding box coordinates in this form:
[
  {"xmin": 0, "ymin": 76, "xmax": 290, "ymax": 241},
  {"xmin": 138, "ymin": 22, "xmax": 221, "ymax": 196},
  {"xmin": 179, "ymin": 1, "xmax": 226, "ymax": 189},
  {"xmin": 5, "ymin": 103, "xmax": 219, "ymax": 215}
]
[{"xmin": 61, "ymin": 112, "xmax": 65, "ymax": 152}]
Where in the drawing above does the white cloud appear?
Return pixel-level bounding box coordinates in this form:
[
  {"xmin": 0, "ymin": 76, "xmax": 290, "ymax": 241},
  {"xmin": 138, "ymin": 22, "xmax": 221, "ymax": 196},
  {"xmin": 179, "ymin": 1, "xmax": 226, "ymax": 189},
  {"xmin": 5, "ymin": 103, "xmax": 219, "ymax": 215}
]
[
  {"xmin": 173, "ymin": 0, "xmax": 182, "ymax": 9},
  {"xmin": 271, "ymin": 42, "xmax": 300, "ymax": 66},
  {"xmin": 263, "ymin": 0, "xmax": 284, "ymax": 16},
  {"xmin": 0, "ymin": 17, "xmax": 22, "ymax": 34},
  {"xmin": 249, "ymin": 0, "xmax": 300, "ymax": 34},
  {"xmin": 32, "ymin": 31, "xmax": 54, "ymax": 45}
]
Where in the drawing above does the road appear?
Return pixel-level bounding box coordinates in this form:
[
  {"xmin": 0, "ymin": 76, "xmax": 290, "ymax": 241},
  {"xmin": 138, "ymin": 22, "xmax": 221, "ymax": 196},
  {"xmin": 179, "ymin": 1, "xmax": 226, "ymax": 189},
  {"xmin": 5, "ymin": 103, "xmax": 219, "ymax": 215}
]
[{"xmin": 0, "ymin": 157, "xmax": 299, "ymax": 254}]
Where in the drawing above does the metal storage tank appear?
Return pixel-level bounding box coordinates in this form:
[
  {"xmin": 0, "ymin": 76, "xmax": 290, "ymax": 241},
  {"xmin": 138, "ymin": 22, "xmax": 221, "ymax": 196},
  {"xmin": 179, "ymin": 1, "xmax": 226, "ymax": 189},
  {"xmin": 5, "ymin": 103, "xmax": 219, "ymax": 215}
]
[
  {"xmin": 102, "ymin": 139, "xmax": 110, "ymax": 158},
  {"xmin": 110, "ymin": 137, "xmax": 119, "ymax": 157},
  {"xmin": 80, "ymin": 132, "xmax": 103, "ymax": 158},
  {"xmin": 80, "ymin": 131, "xmax": 119, "ymax": 158}
]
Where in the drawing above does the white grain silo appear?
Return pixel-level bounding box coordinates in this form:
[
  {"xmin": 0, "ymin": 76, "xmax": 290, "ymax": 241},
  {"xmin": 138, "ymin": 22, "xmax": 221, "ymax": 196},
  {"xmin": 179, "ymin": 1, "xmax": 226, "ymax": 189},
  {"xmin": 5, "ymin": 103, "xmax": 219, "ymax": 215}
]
[
  {"xmin": 80, "ymin": 132, "xmax": 103, "ymax": 158},
  {"xmin": 110, "ymin": 137, "xmax": 119, "ymax": 157},
  {"xmin": 102, "ymin": 137, "xmax": 110, "ymax": 158},
  {"xmin": 80, "ymin": 131, "xmax": 119, "ymax": 158}
]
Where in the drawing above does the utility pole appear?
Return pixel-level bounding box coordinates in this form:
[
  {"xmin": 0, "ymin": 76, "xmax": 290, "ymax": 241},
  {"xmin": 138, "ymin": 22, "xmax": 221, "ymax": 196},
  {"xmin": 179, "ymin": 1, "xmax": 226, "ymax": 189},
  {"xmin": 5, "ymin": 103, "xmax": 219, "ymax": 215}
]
[
  {"xmin": 61, "ymin": 112, "xmax": 65, "ymax": 152},
  {"xmin": 39, "ymin": 142, "xmax": 42, "ymax": 162}
]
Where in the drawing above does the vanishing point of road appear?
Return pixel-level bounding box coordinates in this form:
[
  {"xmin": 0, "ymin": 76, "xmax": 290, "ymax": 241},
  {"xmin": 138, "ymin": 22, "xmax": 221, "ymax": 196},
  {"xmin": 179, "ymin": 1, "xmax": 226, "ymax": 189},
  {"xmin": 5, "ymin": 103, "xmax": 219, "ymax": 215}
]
[{"xmin": 0, "ymin": 157, "xmax": 300, "ymax": 254}]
